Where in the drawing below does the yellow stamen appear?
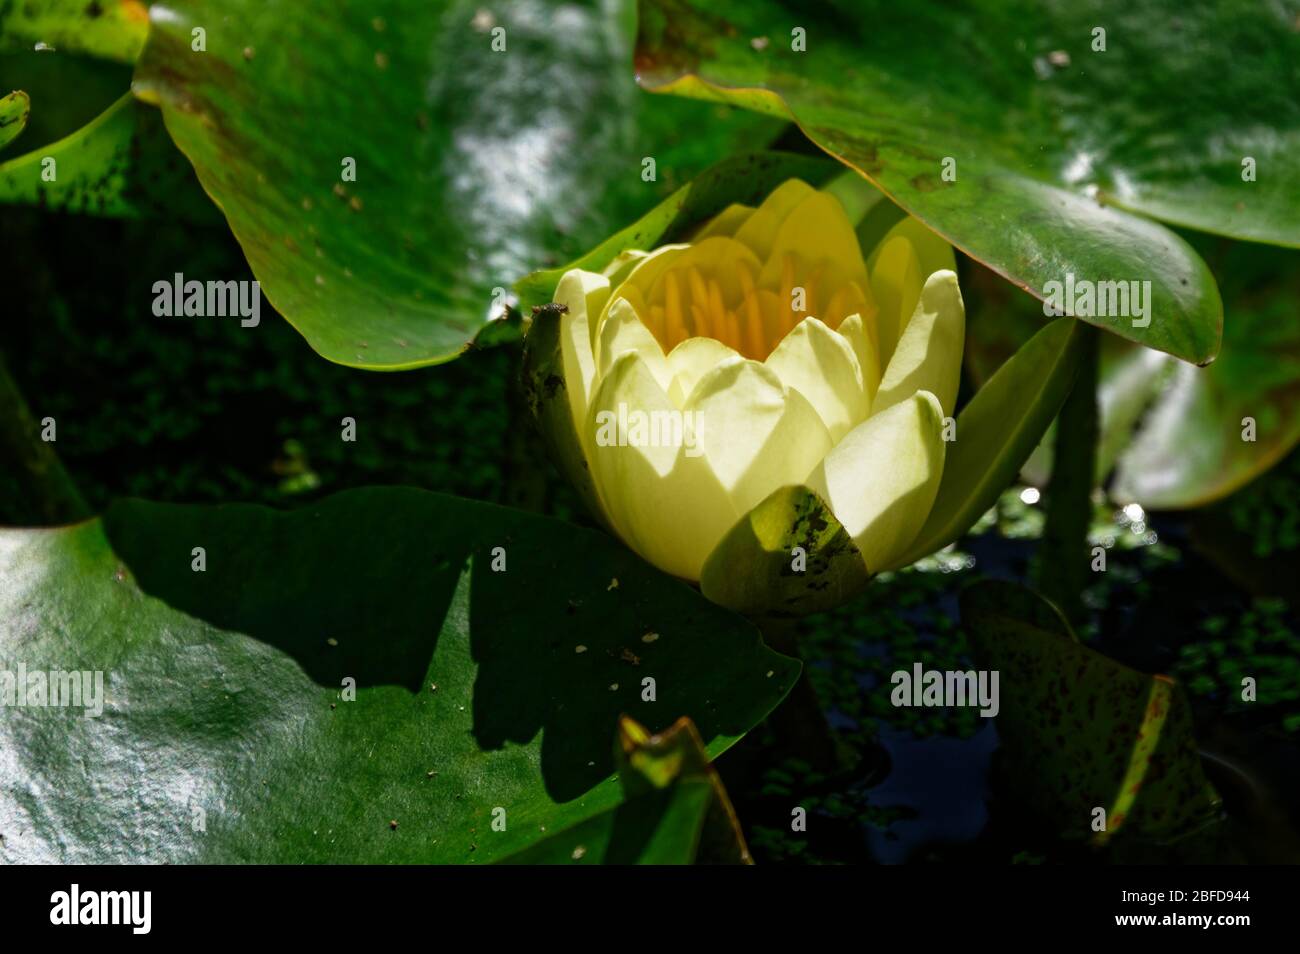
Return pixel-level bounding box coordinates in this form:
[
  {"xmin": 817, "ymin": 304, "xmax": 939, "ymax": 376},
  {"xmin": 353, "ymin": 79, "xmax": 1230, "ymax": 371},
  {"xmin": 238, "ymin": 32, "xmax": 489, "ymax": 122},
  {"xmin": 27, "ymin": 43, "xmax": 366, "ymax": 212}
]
[
  {"xmin": 690, "ymin": 302, "xmax": 709, "ymax": 341},
  {"xmin": 743, "ymin": 291, "xmax": 765, "ymax": 359},
  {"xmin": 707, "ymin": 279, "xmax": 727, "ymax": 343}
]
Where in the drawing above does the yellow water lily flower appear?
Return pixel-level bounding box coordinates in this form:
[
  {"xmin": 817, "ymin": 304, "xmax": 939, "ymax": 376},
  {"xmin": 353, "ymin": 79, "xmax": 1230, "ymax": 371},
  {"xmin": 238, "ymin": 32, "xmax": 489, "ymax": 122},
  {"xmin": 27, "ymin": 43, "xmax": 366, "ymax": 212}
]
[{"xmin": 524, "ymin": 178, "xmax": 964, "ymax": 615}]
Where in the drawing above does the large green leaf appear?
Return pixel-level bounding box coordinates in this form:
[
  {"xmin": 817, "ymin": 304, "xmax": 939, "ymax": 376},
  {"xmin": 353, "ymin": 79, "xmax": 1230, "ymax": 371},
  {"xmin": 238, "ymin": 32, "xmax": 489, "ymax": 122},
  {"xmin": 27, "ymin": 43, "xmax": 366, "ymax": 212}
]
[
  {"xmin": 0, "ymin": 91, "xmax": 216, "ymax": 219},
  {"xmin": 1111, "ymin": 241, "xmax": 1300, "ymax": 508},
  {"xmin": 131, "ymin": 0, "xmax": 782, "ymax": 369},
  {"xmin": 0, "ymin": 488, "xmax": 798, "ymax": 863},
  {"xmin": 963, "ymin": 262, "xmax": 1173, "ymax": 487},
  {"xmin": 961, "ymin": 580, "xmax": 1220, "ymax": 843},
  {"xmin": 965, "ymin": 241, "xmax": 1300, "ymax": 508},
  {"xmin": 630, "ymin": 0, "xmax": 1300, "ymax": 364}
]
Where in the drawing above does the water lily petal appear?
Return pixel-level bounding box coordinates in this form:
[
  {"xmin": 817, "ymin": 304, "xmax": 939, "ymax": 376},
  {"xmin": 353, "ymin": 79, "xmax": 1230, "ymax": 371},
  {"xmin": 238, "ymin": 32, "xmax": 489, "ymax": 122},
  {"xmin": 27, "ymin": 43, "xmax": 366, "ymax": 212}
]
[
  {"xmin": 869, "ymin": 234, "xmax": 923, "ymax": 368},
  {"xmin": 825, "ymin": 279, "xmax": 880, "ymax": 350},
  {"xmin": 873, "ymin": 270, "xmax": 965, "ymax": 418},
  {"xmin": 694, "ymin": 201, "xmax": 756, "ymax": 241},
  {"xmin": 597, "ymin": 295, "xmax": 672, "ymax": 391},
  {"xmin": 592, "ymin": 243, "xmax": 689, "ymax": 351},
  {"xmin": 601, "ymin": 249, "xmax": 653, "ymax": 286},
  {"xmin": 585, "ymin": 351, "xmax": 739, "ymax": 580},
  {"xmin": 892, "ymin": 318, "xmax": 1084, "ymax": 570},
  {"xmin": 554, "ymin": 269, "xmax": 611, "ymax": 428},
  {"xmin": 837, "ymin": 312, "xmax": 882, "ymax": 409},
  {"xmin": 758, "ymin": 189, "xmax": 871, "ymax": 292},
  {"xmin": 765, "ymin": 316, "xmax": 868, "ymax": 441},
  {"xmin": 867, "ymin": 215, "xmax": 957, "ymax": 294},
  {"xmin": 733, "ymin": 178, "xmax": 817, "ymax": 261},
  {"xmin": 685, "ymin": 359, "xmax": 833, "ymax": 515},
  {"xmin": 807, "ymin": 390, "xmax": 947, "ymax": 573},
  {"xmin": 641, "ymin": 236, "xmax": 763, "ymax": 308},
  {"xmin": 666, "ymin": 336, "xmax": 743, "ymax": 406}
]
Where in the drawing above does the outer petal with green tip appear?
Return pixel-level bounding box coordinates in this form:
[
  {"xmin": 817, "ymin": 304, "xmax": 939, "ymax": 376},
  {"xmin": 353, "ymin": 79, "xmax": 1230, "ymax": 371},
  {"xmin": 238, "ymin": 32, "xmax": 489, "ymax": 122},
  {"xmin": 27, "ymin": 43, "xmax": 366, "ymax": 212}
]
[{"xmin": 701, "ymin": 485, "xmax": 869, "ymax": 617}]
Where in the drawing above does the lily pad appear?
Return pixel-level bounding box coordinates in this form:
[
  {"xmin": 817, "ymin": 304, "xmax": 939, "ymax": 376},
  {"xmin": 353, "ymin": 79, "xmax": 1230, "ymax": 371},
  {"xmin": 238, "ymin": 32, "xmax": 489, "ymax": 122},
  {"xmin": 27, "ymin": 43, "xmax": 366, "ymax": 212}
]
[
  {"xmin": 961, "ymin": 580, "xmax": 1221, "ymax": 843},
  {"xmin": 1112, "ymin": 240, "xmax": 1300, "ymax": 508},
  {"xmin": 630, "ymin": 0, "xmax": 1300, "ymax": 365},
  {"xmin": 0, "ymin": 488, "xmax": 798, "ymax": 862},
  {"xmin": 131, "ymin": 0, "xmax": 782, "ymax": 368},
  {"xmin": 965, "ymin": 240, "xmax": 1300, "ymax": 508}
]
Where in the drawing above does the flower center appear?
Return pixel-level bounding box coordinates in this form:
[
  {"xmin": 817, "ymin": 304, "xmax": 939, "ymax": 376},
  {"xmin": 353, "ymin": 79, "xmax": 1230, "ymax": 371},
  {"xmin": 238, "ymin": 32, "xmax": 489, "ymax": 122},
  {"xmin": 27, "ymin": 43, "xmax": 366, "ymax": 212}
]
[{"xmin": 636, "ymin": 251, "xmax": 876, "ymax": 360}]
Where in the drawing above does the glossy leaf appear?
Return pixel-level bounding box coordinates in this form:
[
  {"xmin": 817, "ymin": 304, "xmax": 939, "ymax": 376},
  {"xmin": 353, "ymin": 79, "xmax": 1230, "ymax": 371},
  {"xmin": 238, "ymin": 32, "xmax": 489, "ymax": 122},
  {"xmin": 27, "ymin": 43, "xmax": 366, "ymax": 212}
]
[
  {"xmin": 498, "ymin": 716, "xmax": 750, "ymax": 864},
  {"xmin": 0, "ymin": 488, "xmax": 798, "ymax": 863},
  {"xmin": 132, "ymin": 0, "xmax": 782, "ymax": 369},
  {"xmin": 0, "ymin": 0, "xmax": 149, "ymax": 63},
  {"xmin": 0, "ymin": 90, "xmax": 28, "ymax": 150},
  {"xmin": 961, "ymin": 580, "xmax": 1221, "ymax": 843},
  {"xmin": 1112, "ymin": 241, "xmax": 1300, "ymax": 508},
  {"xmin": 965, "ymin": 240, "xmax": 1300, "ymax": 508},
  {"xmin": 0, "ymin": 92, "xmax": 216, "ymax": 219},
  {"xmin": 631, "ymin": 0, "xmax": 1287, "ymax": 364},
  {"xmin": 896, "ymin": 317, "xmax": 1086, "ymax": 565},
  {"xmin": 964, "ymin": 262, "xmax": 1171, "ymax": 487}
]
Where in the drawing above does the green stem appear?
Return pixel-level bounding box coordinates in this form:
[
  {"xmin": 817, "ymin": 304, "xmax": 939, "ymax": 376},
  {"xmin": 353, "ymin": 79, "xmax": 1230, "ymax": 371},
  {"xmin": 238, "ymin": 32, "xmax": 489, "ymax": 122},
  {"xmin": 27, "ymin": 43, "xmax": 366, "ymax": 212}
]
[
  {"xmin": 1036, "ymin": 323, "xmax": 1099, "ymax": 624},
  {"xmin": 0, "ymin": 354, "xmax": 90, "ymax": 524}
]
